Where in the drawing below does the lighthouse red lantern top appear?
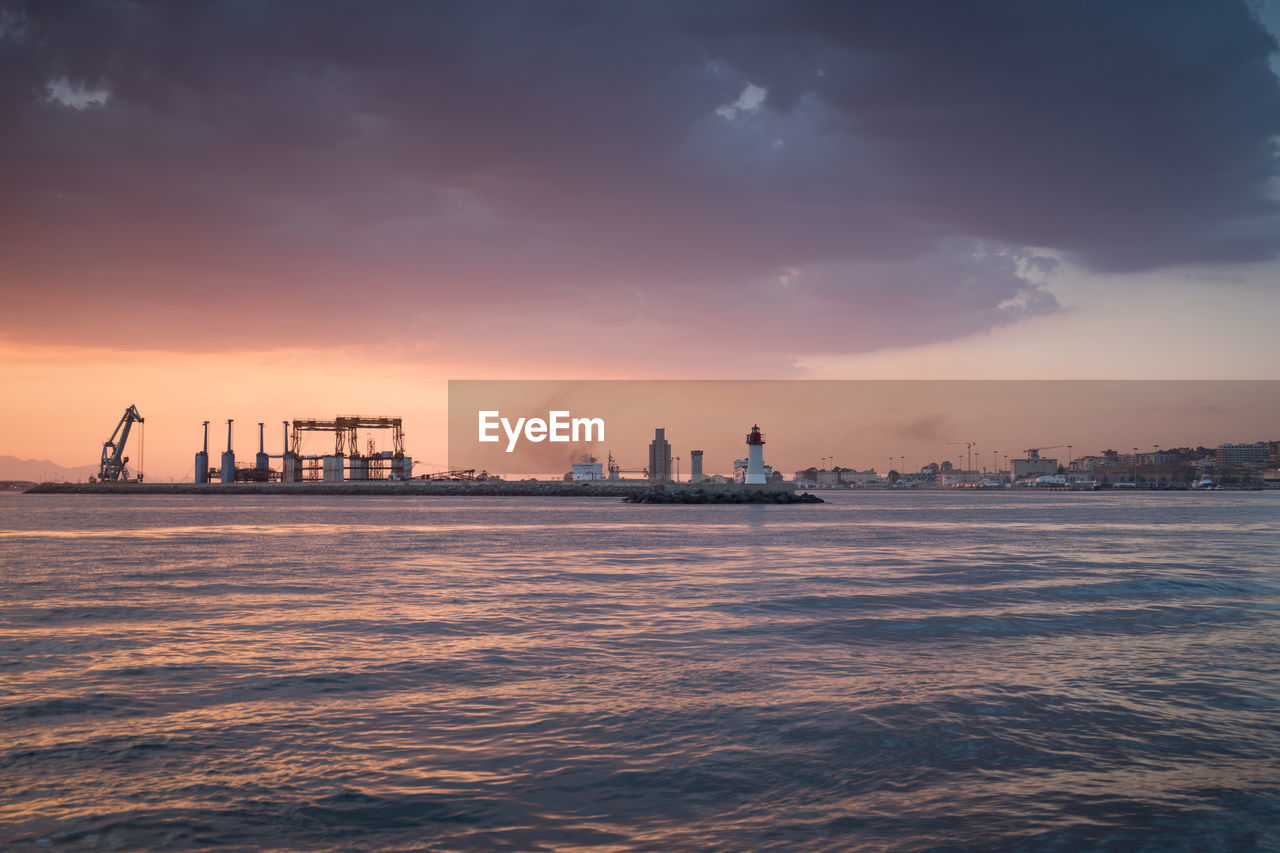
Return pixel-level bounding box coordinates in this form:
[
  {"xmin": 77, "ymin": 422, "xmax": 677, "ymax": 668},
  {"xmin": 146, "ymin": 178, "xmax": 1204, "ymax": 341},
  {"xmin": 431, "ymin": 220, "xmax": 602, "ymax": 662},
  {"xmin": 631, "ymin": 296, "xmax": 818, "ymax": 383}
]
[{"xmin": 746, "ymin": 424, "xmax": 765, "ymax": 445}]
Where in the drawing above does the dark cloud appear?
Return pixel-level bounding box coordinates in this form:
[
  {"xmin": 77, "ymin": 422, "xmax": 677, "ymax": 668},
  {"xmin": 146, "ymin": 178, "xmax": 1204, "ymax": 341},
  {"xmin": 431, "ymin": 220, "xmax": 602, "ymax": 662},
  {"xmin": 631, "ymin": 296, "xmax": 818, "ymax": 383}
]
[{"xmin": 0, "ymin": 0, "xmax": 1276, "ymax": 356}]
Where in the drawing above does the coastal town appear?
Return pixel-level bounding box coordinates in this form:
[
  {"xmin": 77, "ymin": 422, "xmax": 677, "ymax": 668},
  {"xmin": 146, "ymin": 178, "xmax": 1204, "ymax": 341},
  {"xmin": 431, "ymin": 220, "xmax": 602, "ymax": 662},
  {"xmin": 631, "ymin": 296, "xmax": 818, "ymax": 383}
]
[
  {"xmin": 571, "ymin": 432, "xmax": 1280, "ymax": 491},
  {"xmin": 790, "ymin": 442, "xmax": 1280, "ymax": 490}
]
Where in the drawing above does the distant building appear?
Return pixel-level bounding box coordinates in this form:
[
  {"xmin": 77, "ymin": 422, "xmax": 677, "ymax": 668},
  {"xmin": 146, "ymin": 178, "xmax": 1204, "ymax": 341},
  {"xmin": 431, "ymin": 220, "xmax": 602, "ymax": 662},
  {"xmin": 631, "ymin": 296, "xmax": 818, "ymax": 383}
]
[
  {"xmin": 689, "ymin": 450, "xmax": 704, "ymax": 484},
  {"xmin": 840, "ymin": 469, "xmax": 880, "ymax": 486},
  {"xmin": 1012, "ymin": 450, "xmax": 1058, "ymax": 480},
  {"xmin": 940, "ymin": 469, "xmax": 981, "ymax": 487},
  {"xmin": 1218, "ymin": 442, "xmax": 1270, "ymax": 467},
  {"xmin": 648, "ymin": 428, "xmax": 672, "ymax": 483},
  {"xmin": 572, "ymin": 458, "xmax": 604, "ymax": 480}
]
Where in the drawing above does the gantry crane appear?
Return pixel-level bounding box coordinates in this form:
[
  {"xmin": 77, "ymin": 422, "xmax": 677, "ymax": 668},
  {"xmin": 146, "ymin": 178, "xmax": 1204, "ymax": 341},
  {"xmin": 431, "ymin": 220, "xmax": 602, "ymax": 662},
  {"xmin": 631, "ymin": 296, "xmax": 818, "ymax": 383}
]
[{"xmin": 97, "ymin": 405, "xmax": 144, "ymax": 482}]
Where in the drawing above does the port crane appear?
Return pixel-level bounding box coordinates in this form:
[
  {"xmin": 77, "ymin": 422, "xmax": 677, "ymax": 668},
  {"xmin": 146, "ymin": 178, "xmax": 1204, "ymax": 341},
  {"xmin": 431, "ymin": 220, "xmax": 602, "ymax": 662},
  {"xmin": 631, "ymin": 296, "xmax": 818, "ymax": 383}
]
[
  {"xmin": 947, "ymin": 441, "xmax": 976, "ymax": 473},
  {"xmin": 607, "ymin": 452, "xmax": 648, "ymax": 480},
  {"xmin": 1022, "ymin": 445, "xmax": 1064, "ymax": 461},
  {"xmin": 96, "ymin": 405, "xmax": 144, "ymax": 482}
]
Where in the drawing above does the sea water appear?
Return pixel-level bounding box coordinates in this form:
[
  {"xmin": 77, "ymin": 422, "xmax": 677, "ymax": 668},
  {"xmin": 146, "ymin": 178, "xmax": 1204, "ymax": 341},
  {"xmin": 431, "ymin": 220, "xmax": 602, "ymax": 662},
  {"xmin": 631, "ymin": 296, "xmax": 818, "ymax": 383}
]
[{"xmin": 1, "ymin": 492, "xmax": 1278, "ymax": 851}]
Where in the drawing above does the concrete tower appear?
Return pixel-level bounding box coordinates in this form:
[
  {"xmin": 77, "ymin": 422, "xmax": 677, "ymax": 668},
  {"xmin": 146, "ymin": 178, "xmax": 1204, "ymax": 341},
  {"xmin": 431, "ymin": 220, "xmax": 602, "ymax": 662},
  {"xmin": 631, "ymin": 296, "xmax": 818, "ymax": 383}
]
[
  {"xmin": 745, "ymin": 424, "xmax": 766, "ymax": 484},
  {"xmin": 689, "ymin": 450, "xmax": 704, "ymax": 484},
  {"xmin": 648, "ymin": 428, "xmax": 672, "ymax": 483}
]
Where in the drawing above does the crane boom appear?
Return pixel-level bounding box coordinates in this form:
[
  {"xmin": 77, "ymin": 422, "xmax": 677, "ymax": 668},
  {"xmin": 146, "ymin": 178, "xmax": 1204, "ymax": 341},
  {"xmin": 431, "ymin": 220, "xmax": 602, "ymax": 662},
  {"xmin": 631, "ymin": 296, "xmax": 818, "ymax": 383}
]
[{"xmin": 98, "ymin": 404, "xmax": 145, "ymax": 482}]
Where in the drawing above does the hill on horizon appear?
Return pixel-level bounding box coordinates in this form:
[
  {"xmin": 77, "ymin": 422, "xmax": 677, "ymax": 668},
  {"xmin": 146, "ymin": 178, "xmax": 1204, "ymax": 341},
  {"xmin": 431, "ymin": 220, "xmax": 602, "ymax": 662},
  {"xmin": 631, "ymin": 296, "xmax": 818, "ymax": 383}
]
[{"xmin": 0, "ymin": 456, "xmax": 99, "ymax": 483}]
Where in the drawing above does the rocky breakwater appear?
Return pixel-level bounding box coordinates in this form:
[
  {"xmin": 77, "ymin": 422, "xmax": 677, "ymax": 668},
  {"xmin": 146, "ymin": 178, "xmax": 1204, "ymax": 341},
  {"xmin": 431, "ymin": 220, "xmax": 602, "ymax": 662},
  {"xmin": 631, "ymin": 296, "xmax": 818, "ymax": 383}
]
[{"xmin": 625, "ymin": 486, "xmax": 824, "ymax": 504}]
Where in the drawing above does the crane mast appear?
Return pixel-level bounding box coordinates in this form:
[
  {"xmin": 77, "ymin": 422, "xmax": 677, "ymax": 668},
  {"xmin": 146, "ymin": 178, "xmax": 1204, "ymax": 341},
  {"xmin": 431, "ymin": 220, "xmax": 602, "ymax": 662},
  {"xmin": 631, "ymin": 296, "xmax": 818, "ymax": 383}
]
[{"xmin": 97, "ymin": 404, "xmax": 145, "ymax": 482}]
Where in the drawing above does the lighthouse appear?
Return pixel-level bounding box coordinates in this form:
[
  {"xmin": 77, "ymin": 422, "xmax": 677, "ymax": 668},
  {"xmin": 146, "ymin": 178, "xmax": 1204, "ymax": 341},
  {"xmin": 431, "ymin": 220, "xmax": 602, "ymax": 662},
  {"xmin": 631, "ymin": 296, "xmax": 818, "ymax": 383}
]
[{"xmin": 745, "ymin": 424, "xmax": 767, "ymax": 484}]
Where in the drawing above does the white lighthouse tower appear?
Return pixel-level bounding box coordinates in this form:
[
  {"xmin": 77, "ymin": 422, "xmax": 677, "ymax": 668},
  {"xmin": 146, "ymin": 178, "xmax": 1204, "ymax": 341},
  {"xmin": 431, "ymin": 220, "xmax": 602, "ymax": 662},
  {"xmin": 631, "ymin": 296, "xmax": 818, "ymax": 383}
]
[{"xmin": 745, "ymin": 424, "xmax": 767, "ymax": 484}]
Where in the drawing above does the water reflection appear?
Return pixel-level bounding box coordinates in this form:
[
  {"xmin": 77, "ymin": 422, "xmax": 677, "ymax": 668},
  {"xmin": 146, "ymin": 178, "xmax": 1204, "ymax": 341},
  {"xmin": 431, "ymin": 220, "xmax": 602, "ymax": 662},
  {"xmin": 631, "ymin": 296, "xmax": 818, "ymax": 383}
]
[{"xmin": 1, "ymin": 492, "xmax": 1278, "ymax": 850}]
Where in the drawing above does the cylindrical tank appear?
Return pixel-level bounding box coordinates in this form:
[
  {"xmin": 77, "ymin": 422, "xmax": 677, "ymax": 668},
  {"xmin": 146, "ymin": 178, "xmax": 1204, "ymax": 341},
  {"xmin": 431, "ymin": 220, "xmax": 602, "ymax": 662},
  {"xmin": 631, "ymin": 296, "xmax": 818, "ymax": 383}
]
[
  {"xmin": 348, "ymin": 457, "xmax": 368, "ymax": 480},
  {"xmin": 220, "ymin": 451, "xmax": 236, "ymax": 483},
  {"xmin": 256, "ymin": 452, "xmax": 270, "ymax": 471},
  {"xmin": 194, "ymin": 451, "xmax": 209, "ymax": 484},
  {"xmin": 393, "ymin": 456, "xmax": 412, "ymax": 480},
  {"xmin": 283, "ymin": 455, "xmax": 302, "ymax": 482},
  {"xmin": 323, "ymin": 455, "xmax": 344, "ymax": 483}
]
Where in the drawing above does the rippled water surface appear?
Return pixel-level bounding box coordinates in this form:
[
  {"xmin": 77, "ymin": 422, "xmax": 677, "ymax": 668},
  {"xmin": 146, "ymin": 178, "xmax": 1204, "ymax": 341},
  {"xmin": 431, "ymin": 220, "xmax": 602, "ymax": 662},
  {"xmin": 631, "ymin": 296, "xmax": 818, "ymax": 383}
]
[{"xmin": 2, "ymin": 492, "xmax": 1278, "ymax": 851}]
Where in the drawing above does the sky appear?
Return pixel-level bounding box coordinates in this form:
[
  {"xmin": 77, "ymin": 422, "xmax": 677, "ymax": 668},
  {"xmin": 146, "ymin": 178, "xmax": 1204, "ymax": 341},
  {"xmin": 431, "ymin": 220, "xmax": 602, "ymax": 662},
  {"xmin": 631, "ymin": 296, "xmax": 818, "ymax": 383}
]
[{"xmin": 1, "ymin": 1, "xmax": 1279, "ymax": 479}]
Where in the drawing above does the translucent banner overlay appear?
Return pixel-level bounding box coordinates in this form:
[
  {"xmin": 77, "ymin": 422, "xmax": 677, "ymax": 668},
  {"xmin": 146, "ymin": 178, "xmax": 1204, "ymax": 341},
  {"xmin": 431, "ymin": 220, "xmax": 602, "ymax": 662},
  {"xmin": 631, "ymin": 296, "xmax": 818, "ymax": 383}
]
[{"xmin": 447, "ymin": 380, "xmax": 1279, "ymax": 482}]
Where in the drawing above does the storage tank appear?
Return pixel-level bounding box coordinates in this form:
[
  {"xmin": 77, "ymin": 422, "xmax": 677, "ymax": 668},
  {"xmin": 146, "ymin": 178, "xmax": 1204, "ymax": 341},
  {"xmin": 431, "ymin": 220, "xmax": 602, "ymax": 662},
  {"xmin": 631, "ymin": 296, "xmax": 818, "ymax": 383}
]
[
  {"xmin": 255, "ymin": 422, "xmax": 269, "ymax": 471},
  {"xmin": 194, "ymin": 420, "xmax": 210, "ymax": 484},
  {"xmin": 323, "ymin": 455, "xmax": 344, "ymax": 483},
  {"xmin": 348, "ymin": 456, "xmax": 369, "ymax": 480},
  {"xmin": 283, "ymin": 454, "xmax": 302, "ymax": 482},
  {"xmin": 220, "ymin": 419, "xmax": 235, "ymax": 484}
]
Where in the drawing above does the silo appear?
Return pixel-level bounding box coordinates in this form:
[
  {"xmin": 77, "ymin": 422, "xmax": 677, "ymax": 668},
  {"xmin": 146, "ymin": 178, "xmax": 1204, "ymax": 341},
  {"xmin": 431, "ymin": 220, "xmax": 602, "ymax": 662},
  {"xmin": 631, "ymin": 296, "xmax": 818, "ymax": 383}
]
[
  {"xmin": 194, "ymin": 420, "xmax": 210, "ymax": 484},
  {"xmin": 255, "ymin": 422, "xmax": 269, "ymax": 472},
  {"xmin": 348, "ymin": 456, "xmax": 369, "ymax": 480},
  {"xmin": 323, "ymin": 455, "xmax": 344, "ymax": 483},
  {"xmin": 221, "ymin": 419, "xmax": 236, "ymax": 484}
]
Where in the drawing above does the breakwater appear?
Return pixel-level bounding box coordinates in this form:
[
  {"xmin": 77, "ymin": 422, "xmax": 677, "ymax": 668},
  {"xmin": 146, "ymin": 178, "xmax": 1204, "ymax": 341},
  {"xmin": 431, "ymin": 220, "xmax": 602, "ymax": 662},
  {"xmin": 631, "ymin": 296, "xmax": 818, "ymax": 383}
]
[
  {"xmin": 626, "ymin": 486, "xmax": 822, "ymax": 503},
  {"xmin": 22, "ymin": 480, "xmax": 814, "ymax": 501}
]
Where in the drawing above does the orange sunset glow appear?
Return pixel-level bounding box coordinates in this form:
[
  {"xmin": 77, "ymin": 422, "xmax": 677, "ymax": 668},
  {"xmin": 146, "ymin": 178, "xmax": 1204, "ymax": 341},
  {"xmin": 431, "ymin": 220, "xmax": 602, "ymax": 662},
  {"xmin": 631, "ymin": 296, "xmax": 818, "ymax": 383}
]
[
  {"xmin": 2, "ymin": 2, "xmax": 1279, "ymax": 479},
  {"xmin": 4, "ymin": 5, "xmax": 1280, "ymax": 852}
]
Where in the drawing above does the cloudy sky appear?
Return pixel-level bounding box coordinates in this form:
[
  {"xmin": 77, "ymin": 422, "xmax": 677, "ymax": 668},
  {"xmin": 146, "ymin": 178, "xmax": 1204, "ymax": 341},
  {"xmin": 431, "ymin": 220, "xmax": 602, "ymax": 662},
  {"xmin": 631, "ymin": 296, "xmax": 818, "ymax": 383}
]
[{"xmin": 2, "ymin": 1, "xmax": 1279, "ymax": 475}]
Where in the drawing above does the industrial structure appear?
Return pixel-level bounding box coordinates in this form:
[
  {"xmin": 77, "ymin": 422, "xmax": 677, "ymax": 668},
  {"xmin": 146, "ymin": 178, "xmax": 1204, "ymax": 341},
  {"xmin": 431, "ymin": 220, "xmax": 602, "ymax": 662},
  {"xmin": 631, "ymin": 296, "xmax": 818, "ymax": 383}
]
[
  {"xmin": 287, "ymin": 416, "xmax": 411, "ymax": 482},
  {"xmin": 194, "ymin": 421, "xmax": 209, "ymax": 483},
  {"xmin": 606, "ymin": 452, "xmax": 648, "ymax": 480},
  {"xmin": 94, "ymin": 405, "xmax": 144, "ymax": 483},
  {"xmin": 193, "ymin": 414, "xmax": 412, "ymax": 483},
  {"xmin": 221, "ymin": 420, "xmax": 236, "ymax": 483}
]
